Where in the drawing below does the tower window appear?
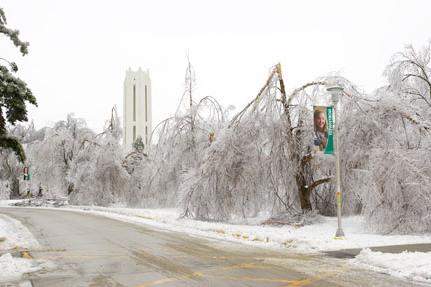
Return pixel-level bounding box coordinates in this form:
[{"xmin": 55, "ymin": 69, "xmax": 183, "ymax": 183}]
[
  {"xmin": 133, "ymin": 126, "xmax": 136, "ymax": 141},
  {"xmin": 145, "ymin": 85, "xmax": 148, "ymax": 122},
  {"xmin": 133, "ymin": 84, "xmax": 136, "ymax": 121}
]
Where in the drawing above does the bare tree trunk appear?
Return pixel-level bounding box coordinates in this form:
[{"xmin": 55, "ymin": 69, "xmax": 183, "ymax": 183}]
[
  {"xmin": 296, "ymin": 173, "xmax": 312, "ymax": 210},
  {"xmin": 187, "ymin": 58, "xmax": 196, "ymax": 154},
  {"xmin": 9, "ymin": 177, "xmax": 20, "ymax": 199}
]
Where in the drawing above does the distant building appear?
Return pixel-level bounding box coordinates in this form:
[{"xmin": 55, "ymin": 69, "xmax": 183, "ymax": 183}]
[{"xmin": 123, "ymin": 67, "xmax": 152, "ymax": 152}]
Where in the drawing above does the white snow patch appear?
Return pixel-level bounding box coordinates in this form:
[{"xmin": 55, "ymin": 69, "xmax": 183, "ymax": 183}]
[
  {"xmin": 0, "ymin": 213, "xmax": 39, "ymax": 250},
  {"xmin": 0, "ymin": 208, "xmax": 53, "ymax": 283},
  {"xmin": 0, "ymin": 200, "xmax": 24, "ymax": 206},
  {"xmin": 0, "ymin": 253, "xmax": 42, "ymax": 282},
  {"xmin": 351, "ymin": 248, "xmax": 431, "ymax": 283}
]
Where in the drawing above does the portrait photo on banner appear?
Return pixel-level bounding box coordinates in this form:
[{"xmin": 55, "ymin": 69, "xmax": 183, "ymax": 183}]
[{"xmin": 313, "ymin": 106, "xmax": 334, "ymax": 155}]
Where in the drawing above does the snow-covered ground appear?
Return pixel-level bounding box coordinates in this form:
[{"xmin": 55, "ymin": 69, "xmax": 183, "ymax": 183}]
[
  {"xmin": 352, "ymin": 249, "xmax": 431, "ymax": 284},
  {"xmin": 0, "ymin": 253, "xmax": 50, "ymax": 283},
  {"xmin": 0, "ymin": 212, "xmax": 39, "ymax": 250},
  {"xmin": 0, "ymin": 209, "xmax": 54, "ymax": 283},
  {"xmin": 1, "ymin": 200, "xmax": 431, "ymax": 284}
]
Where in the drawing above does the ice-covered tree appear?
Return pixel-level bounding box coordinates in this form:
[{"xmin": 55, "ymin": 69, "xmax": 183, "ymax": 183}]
[
  {"xmin": 68, "ymin": 107, "xmax": 130, "ymax": 206},
  {"xmin": 132, "ymin": 136, "xmax": 145, "ymax": 154},
  {"xmin": 179, "ymin": 65, "xmax": 360, "ymax": 221},
  {"xmin": 0, "ymin": 123, "xmax": 40, "ymax": 198},
  {"xmin": 127, "ymin": 60, "xmax": 227, "ymax": 208},
  {"xmin": 26, "ymin": 115, "xmax": 94, "ymax": 197},
  {"xmin": 343, "ymin": 44, "xmax": 431, "ymax": 233},
  {"xmin": 0, "ymin": 148, "xmax": 21, "ymax": 198}
]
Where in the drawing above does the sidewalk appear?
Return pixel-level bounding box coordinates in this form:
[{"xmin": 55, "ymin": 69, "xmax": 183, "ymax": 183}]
[{"xmin": 325, "ymin": 243, "xmax": 431, "ymax": 258}]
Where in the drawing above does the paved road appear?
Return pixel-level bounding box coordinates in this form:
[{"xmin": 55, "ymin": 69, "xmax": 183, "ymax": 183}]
[{"xmin": 0, "ymin": 208, "xmax": 423, "ymax": 287}]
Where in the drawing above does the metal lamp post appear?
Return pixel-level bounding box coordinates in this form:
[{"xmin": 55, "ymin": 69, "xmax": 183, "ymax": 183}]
[{"xmin": 327, "ymin": 85, "xmax": 345, "ymax": 239}]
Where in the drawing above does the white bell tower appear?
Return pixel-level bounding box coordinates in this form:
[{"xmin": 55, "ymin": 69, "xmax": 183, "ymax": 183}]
[{"xmin": 123, "ymin": 67, "xmax": 152, "ymax": 152}]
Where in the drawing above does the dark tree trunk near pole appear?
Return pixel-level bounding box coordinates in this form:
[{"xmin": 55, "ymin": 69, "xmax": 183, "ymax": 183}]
[
  {"xmin": 296, "ymin": 173, "xmax": 312, "ymax": 211},
  {"xmin": 9, "ymin": 177, "xmax": 20, "ymax": 199}
]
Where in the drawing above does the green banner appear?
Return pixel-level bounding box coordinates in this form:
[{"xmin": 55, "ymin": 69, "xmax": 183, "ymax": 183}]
[
  {"xmin": 325, "ymin": 106, "xmax": 334, "ymax": 155},
  {"xmin": 23, "ymin": 166, "xmax": 31, "ymax": 181},
  {"xmin": 313, "ymin": 106, "xmax": 334, "ymax": 155}
]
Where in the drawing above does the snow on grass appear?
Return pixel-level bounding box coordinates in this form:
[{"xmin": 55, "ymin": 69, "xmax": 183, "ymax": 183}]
[
  {"xmin": 0, "ymin": 253, "xmax": 43, "ymax": 282},
  {"xmin": 0, "ymin": 200, "xmax": 24, "ymax": 206},
  {"xmin": 0, "ymin": 213, "xmax": 39, "ymax": 250},
  {"xmin": 0, "ymin": 206, "xmax": 52, "ymax": 283},
  {"xmin": 351, "ymin": 249, "xmax": 431, "ymax": 284}
]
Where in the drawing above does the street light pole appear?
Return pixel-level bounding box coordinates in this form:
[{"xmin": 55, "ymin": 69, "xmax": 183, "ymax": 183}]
[{"xmin": 327, "ymin": 86, "xmax": 345, "ymax": 239}]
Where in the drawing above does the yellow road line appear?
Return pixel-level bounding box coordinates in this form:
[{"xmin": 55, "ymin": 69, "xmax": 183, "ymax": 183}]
[
  {"xmin": 136, "ymin": 272, "xmax": 203, "ymax": 287},
  {"xmin": 20, "ymin": 250, "xmax": 32, "ymax": 259},
  {"xmin": 136, "ymin": 278, "xmax": 176, "ymax": 287},
  {"xmin": 135, "ymin": 256, "xmax": 353, "ymax": 287},
  {"xmin": 135, "ymin": 261, "xmax": 304, "ymax": 287}
]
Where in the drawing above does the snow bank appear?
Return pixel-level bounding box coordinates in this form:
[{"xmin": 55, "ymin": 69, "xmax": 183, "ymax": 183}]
[
  {"xmin": 0, "ymin": 213, "xmax": 39, "ymax": 250},
  {"xmin": 351, "ymin": 249, "xmax": 431, "ymax": 283},
  {"xmin": 0, "ymin": 209, "xmax": 52, "ymax": 283},
  {"xmin": 0, "ymin": 253, "xmax": 42, "ymax": 282}
]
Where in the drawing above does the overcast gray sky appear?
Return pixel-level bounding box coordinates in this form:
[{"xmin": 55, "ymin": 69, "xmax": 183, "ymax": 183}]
[{"xmin": 2, "ymin": 0, "xmax": 430, "ymax": 132}]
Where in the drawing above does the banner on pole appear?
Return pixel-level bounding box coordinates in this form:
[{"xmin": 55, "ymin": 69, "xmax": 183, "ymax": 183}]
[{"xmin": 313, "ymin": 106, "xmax": 334, "ymax": 155}]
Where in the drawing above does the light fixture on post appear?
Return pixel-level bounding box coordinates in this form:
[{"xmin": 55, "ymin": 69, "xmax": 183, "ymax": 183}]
[{"xmin": 327, "ymin": 85, "xmax": 345, "ymax": 239}]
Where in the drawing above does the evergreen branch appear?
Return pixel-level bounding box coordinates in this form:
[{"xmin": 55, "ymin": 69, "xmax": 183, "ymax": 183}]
[{"xmin": 0, "ymin": 135, "xmax": 26, "ymax": 162}]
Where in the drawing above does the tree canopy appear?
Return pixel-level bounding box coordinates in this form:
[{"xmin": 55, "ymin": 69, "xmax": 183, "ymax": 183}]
[{"xmin": 0, "ymin": 7, "xmax": 37, "ymax": 162}]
